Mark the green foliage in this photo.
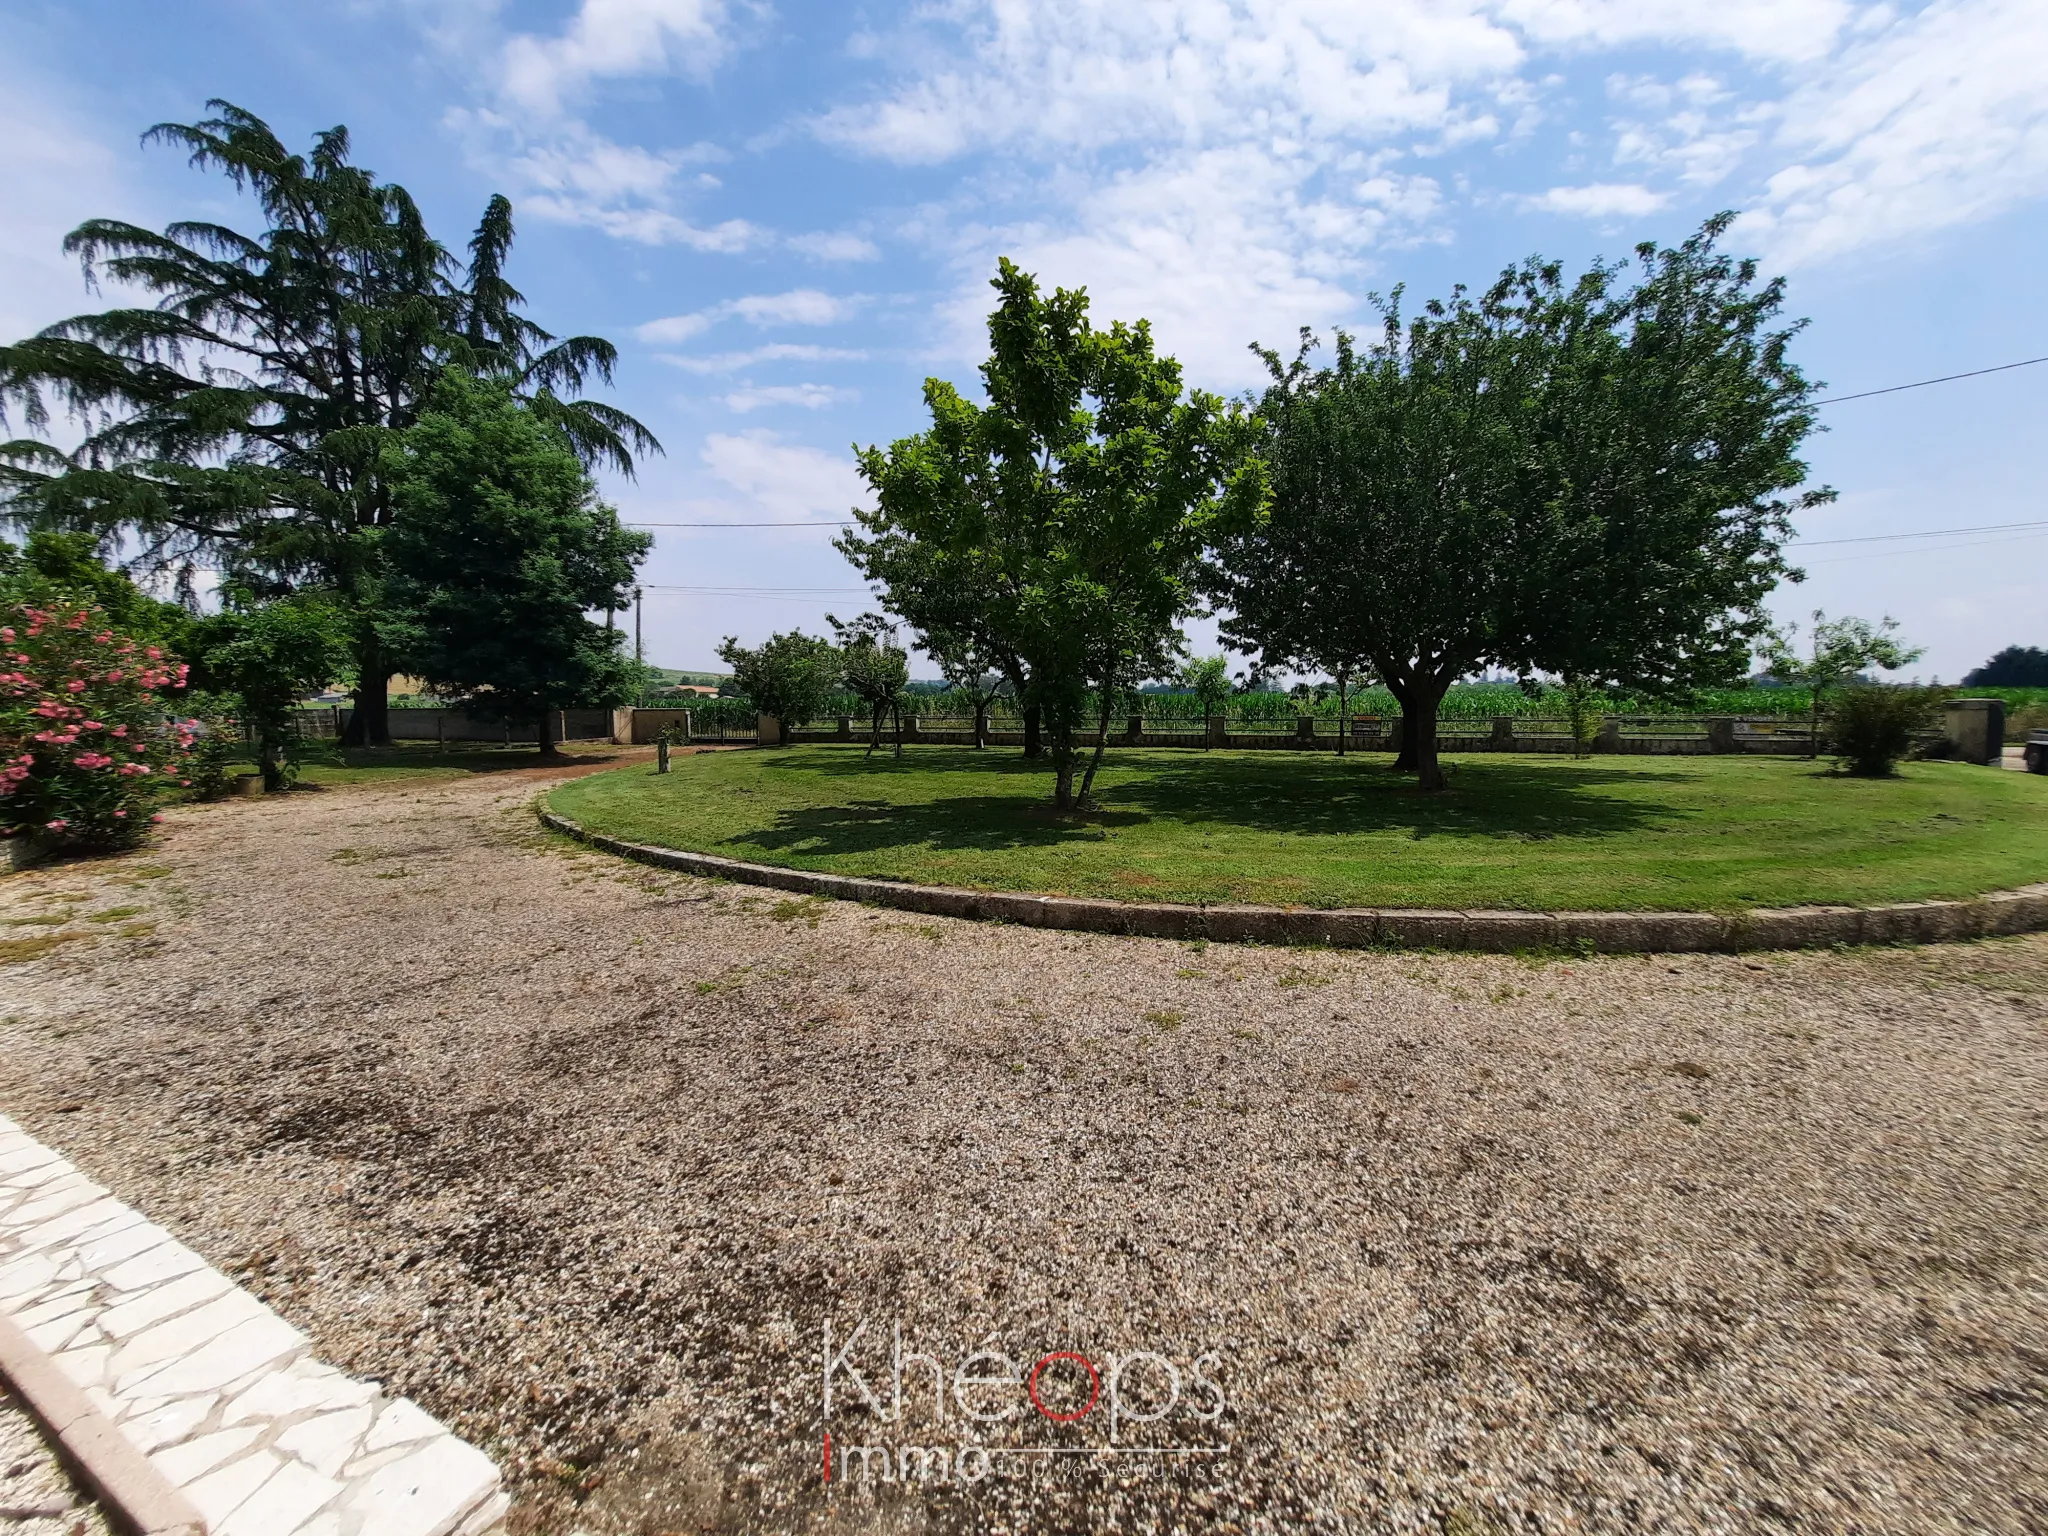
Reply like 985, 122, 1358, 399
1963, 646, 2048, 687
188, 592, 353, 789
842, 259, 1266, 808
381, 372, 649, 750
1760, 610, 1922, 755
0, 600, 194, 855
715, 630, 840, 738
1214, 215, 1823, 791
1177, 656, 1233, 716
1826, 685, 1947, 778
830, 613, 911, 755
0, 533, 195, 650
0, 101, 657, 744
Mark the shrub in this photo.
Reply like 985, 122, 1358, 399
0, 602, 194, 855
1825, 684, 1946, 778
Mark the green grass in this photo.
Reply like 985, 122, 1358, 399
545, 745, 2048, 913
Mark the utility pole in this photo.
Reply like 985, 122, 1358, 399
634, 586, 644, 665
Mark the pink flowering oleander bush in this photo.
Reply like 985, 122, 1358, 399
0, 602, 194, 855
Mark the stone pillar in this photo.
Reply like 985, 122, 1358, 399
837, 715, 853, 740
1127, 713, 1144, 742
657, 738, 671, 774
680, 710, 692, 746
610, 705, 635, 746
1943, 698, 2006, 765
1595, 717, 1622, 753
1205, 713, 1226, 749
904, 714, 922, 742
1295, 715, 1315, 744
757, 713, 781, 747
1489, 715, 1514, 750
1707, 716, 1736, 754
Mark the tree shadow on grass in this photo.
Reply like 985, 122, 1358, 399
724, 748, 1690, 859
1094, 754, 1693, 840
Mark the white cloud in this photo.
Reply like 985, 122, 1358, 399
1750, 0, 2048, 266
637, 289, 859, 343
0, 71, 137, 351
1523, 181, 1672, 217
501, 0, 731, 116
819, 2, 1516, 384
723, 383, 859, 412
789, 230, 882, 262
657, 344, 869, 374
1494, 0, 1852, 62
700, 430, 865, 521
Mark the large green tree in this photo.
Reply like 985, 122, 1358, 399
0, 101, 658, 747
1214, 217, 1823, 791
380, 371, 649, 755
715, 630, 841, 741
843, 260, 1265, 809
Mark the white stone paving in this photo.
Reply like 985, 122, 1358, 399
0, 1114, 507, 1536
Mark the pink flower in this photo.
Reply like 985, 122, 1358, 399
45, 819, 68, 830
94, 631, 112, 644
110, 725, 128, 738
107, 670, 124, 683
76, 752, 115, 769
113, 809, 127, 818
150, 813, 163, 823
0, 628, 11, 642
145, 646, 162, 660
66, 679, 86, 692
82, 719, 104, 731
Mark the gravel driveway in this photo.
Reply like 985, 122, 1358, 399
1, 768, 2044, 1535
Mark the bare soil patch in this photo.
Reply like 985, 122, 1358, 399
2, 773, 2045, 1534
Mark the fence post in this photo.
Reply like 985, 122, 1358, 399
1205, 713, 1226, 749
837, 715, 852, 741
680, 710, 692, 746
1127, 713, 1143, 742
1490, 715, 1514, 750
1295, 715, 1314, 744
1707, 716, 1736, 754
1595, 717, 1622, 753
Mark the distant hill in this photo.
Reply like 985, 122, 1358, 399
644, 666, 731, 687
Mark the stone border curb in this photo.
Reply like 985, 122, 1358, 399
539, 808, 2048, 953
0, 1116, 509, 1536
0, 1307, 203, 1534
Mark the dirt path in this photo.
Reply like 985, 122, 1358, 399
2, 772, 2044, 1535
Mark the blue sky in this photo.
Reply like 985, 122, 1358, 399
4, 0, 2045, 680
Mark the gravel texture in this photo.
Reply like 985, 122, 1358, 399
0, 1387, 108, 1536
0, 767, 2044, 1535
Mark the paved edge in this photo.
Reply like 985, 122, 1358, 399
0, 1308, 202, 1534
538, 808, 2048, 953
0, 1116, 510, 1536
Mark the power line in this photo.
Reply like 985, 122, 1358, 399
1811, 354, 2048, 406
1792, 517, 2048, 547
623, 520, 855, 528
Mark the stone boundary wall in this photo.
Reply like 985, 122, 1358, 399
0, 1116, 507, 1536
538, 809, 2048, 954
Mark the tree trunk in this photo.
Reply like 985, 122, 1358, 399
1023, 704, 1042, 760
1387, 675, 1417, 770
1809, 687, 1822, 759
1077, 687, 1116, 806
1408, 685, 1449, 792
866, 702, 882, 757
341, 650, 392, 748
892, 702, 904, 760
538, 708, 561, 758
973, 702, 988, 749
1336, 668, 1349, 757
257, 727, 286, 793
